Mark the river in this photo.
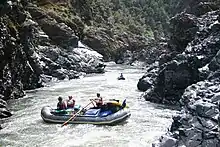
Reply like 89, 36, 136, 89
0, 62, 178, 147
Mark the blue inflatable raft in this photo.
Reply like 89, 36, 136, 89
41, 101, 131, 125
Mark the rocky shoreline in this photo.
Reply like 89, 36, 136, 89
0, 0, 106, 128
0, 0, 154, 129
137, 1, 220, 146
1, 0, 219, 146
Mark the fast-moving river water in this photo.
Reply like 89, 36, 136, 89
0, 62, 177, 147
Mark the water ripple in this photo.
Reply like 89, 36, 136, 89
0, 63, 178, 147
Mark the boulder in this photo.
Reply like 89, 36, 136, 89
82, 26, 116, 61
209, 49, 220, 71
0, 107, 12, 118
169, 13, 199, 52
186, 2, 220, 16
28, 6, 78, 49
153, 135, 177, 147
137, 62, 159, 92
0, 99, 12, 118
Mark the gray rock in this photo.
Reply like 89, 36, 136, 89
153, 135, 177, 147
199, 117, 217, 129
0, 98, 7, 107
211, 92, 220, 103
39, 45, 61, 61
28, 6, 78, 49
51, 69, 69, 80
137, 77, 152, 91
170, 13, 199, 51
203, 131, 218, 139
0, 107, 12, 118
209, 49, 220, 71
137, 62, 159, 92
39, 74, 53, 84
186, 139, 201, 147
201, 138, 220, 147
184, 128, 202, 140
193, 100, 216, 117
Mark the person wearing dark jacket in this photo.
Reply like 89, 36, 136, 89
57, 96, 67, 110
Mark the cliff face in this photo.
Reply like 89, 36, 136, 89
137, 0, 220, 146
0, 1, 38, 118
0, 0, 106, 122
138, 1, 220, 105
0, 0, 171, 127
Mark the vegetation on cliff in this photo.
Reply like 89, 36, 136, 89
32, 0, 187, 61
35, 0, 178, 38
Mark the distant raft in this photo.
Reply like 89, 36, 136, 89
41, 101, 131, 125
117, 77, 125, 80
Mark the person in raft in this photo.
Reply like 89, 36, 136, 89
67, 95, 75, 108
94, 93, 103, 108
57, 96, 67, 110
119, 73, 124, 78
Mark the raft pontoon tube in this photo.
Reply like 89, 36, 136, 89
117, 77, 125, 80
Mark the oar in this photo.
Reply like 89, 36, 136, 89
61, 101, 93, 127
90, 99, 96, 107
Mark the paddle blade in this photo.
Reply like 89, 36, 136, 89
61, 114, 76, 127
61, 122, 68, 127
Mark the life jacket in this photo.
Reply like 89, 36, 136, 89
96, 98, 103, 107
67, 99, 75, 108
57, 101, 67, 110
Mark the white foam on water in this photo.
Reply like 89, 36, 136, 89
0, 62, 177, 147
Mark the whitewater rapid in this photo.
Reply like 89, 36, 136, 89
0, 62, 177, 147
